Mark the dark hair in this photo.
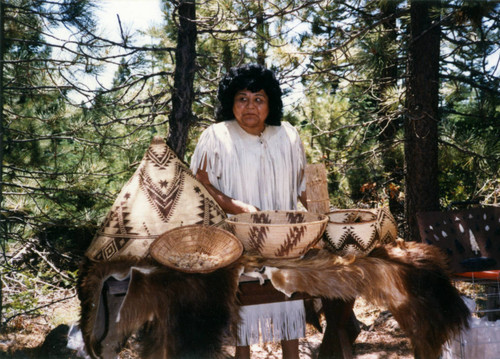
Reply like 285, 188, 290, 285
216, 64, 283, 126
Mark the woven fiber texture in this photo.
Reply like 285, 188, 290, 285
371, 207, 398, 245
85, 137, 227, 261
323, 208, 398, 255
225, 210, 328, 259
150, 225, 243, 273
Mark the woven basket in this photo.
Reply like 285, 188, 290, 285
323, 209, 380, 255
85, 137, 226, 262
371, 207, 398, 244
149, 225, 243, 273
224, 210, 328, 259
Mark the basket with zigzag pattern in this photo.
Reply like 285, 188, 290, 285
323, 209, 381, 255
224, 210, 328, 259
85, 137, 227, 262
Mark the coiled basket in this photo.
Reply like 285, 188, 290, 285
225, 210, 328, 259
150, 225, 243, 273
323, 208, 397, 255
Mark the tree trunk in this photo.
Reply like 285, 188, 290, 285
166, 0, 197, 158
256, 2, 266, 66
0, 0, 5, 324
377, 2, 401, 218
404, 0, 441, 241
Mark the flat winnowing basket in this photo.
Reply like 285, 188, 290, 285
150, 225, 243, 273
225, 210, 328, 259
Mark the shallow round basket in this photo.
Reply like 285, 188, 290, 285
323, 209, 379, 255
149, 225, 243, 273
224, 210, 328, 259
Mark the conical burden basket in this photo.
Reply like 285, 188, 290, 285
85, 137, 227, 261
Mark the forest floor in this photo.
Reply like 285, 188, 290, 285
224, 297, 413, 359
0, 294, 413, 359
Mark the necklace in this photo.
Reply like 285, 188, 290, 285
258, 126, 266, 144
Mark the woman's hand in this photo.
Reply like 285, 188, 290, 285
195, 167, 260, 215
232, 200, 260, 213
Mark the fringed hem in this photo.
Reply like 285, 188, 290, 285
237, 300, 306, 346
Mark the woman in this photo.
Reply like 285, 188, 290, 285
190, 64, 307, 359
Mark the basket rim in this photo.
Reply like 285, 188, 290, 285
326, 209, 378, 225
154, 223, 240, 236
225, 210, 328, 227
149, 224, 243, 273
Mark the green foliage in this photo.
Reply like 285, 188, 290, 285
1, 0, 499, 325
4, 289, 41, 318
1, 0, 165, 324
437, 0, 500, 206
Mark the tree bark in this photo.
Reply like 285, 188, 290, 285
404, 0, 441, 241
256, 1, 266, 66
377, 2, 401, 218
166, 0, 197, 158
0, 0, 5, 324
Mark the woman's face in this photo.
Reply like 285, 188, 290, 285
232, 89, 269, 135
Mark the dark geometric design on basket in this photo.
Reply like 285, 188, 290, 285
248, 225, 269, 253
224, 222, 236, 234
147, 137, 177, 168
324, 224, 378, 253
93, 204, 138, 261
377, 208, 398, 244
195, 189, 226, 225
275, 225, 307, 257
139, 162, 186, 223
176, 163, 225, 224
379, 229, 395, 244
98, 237, 130, 261
141, 222, 153, 236
286, 212, 305, 224
250, 213, 272, 224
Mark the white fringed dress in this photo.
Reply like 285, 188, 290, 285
190, 120, 307, 345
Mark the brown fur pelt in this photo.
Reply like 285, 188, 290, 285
241, 240, 470, 359
77, 256, 240, 359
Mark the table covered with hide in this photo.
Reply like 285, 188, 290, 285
77, 137, 470, 359
78, 239, 470, 359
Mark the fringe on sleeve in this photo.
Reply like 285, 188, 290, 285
281, 122, 307, 199
296, 137, 307, 196
189, 125, 222, 184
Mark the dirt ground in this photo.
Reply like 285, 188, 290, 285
221, 297, 412, 359
244, 297, 412, 359
0, 294, 413, 359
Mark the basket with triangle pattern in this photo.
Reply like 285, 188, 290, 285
85, 137, 227, 261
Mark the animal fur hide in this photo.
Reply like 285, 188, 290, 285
78, 240, 469, 359
77, 257, 240, 359
240, 240, 470, 359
